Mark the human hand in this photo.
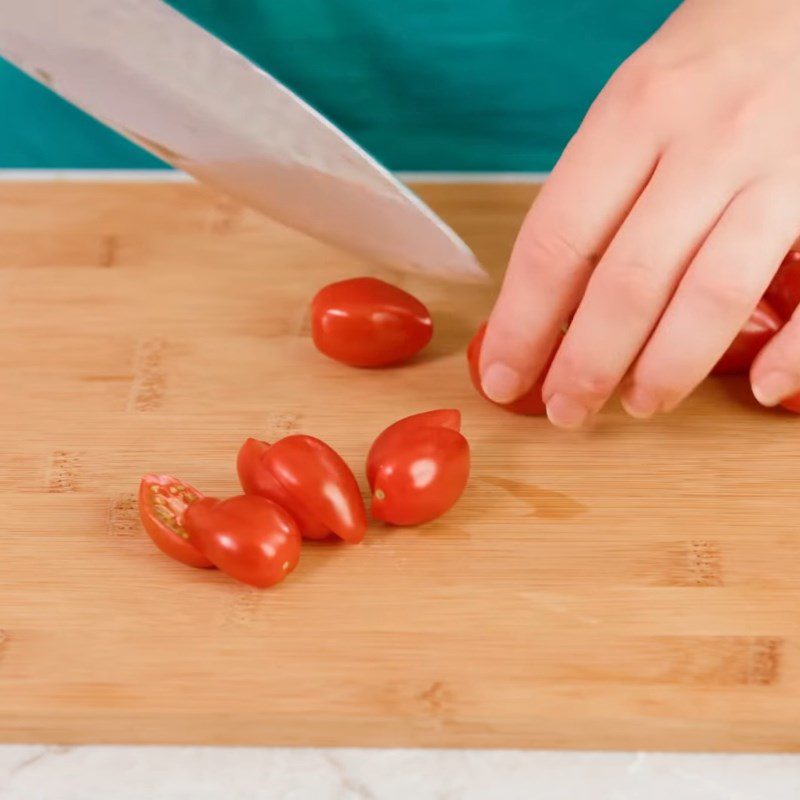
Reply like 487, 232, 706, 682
480, 0, 800, 427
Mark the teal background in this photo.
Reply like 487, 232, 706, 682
0, 1, 677, 170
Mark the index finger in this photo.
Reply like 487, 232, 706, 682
479, 72, 661, 407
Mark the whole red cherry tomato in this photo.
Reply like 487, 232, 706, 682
366, 408, 461, 487
237, 438, 329, 540
239, 434, 366, 543
368, 411, 470, 526
712, 299, 782, 375
765, 251, 800, 320
467, 322, 560, 415
185, 495, 301, 588
311, 277, 433, 367
138, 474, 213, 568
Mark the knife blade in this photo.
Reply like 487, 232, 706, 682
0, 0, 486, 282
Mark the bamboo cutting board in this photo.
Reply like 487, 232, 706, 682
1, 179, 799, 752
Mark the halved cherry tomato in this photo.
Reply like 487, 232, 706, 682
239, 434, 366, 543
185, 495, 301, 588
311, 277, 433, 367
467, 322, 560, 415
765, 250, 800, 320
237, 438, 329, 540
712, 299, 782, 375
368, 411, 470, 526
138, 474, 213, 568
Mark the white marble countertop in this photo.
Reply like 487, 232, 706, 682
1, 746, 798, 799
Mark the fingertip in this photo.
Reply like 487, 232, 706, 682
481, 362, 524, 404
751, 371, 795, 408
545, 393, 589, 429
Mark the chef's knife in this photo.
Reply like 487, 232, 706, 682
0, 0, 486, 282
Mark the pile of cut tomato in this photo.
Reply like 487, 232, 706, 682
140, 253, 800, 587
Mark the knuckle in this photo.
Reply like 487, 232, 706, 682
630, 362, 682, 403
596, 259, 663, 316
551, 351, 617, 401
608, 55, 672, 116
519, 227, 597, 289
523, 227, 596, 270
690, 274, 754, 315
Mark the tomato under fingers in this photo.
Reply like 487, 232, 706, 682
765, 250, 800, 320
712, 299, 782, 375
467, 322, 560, 415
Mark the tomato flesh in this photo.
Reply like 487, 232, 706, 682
311, 277, 433, 367
138, 474, 213, 568
237, 437, 330, 540
712, 299, 782, 375
242, 434, 366, 543
368, 411, 470, 526
765, 250, 800, 320
185, 495, 301, 588
467, 322, 559, 415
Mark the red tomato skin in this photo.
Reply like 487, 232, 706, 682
138, 474, 213, 569
780, 394, 800, 414
184, 495, 301, 588
311, 277, 433, 367
712, 300, 782, 375
765, 251, 800, 320
366, 409, 461, 487
467, 323, 558, 415
237, 438, 330, 540
369, 426, 470, 526
261, 435, 367, 543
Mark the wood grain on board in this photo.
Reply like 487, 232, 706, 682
0, 180, 798, 751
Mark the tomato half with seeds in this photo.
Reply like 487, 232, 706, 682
467, 322, 560, 415
712, 299, 782, 375
368, 411, 470, 526
237, 438, 330, 540
311, 277, 433, 367
184, 495, 301, 588
240, 434, 366, 543
765, 250, 800, 320
138, 474, 213, 568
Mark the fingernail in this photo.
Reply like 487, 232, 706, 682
621, 385, 661, 419
545, 394, 589, 429
752, 371, 796, 407
482, 363, 524, 404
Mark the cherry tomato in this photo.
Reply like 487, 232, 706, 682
240, 434, 366, 543
712, 299, 782, 375
311, 277, 433, 367
366, 408, 461, 487
237, 438, 329, 540
467, 322, 560, 415
184, 495, 301, 588
765, 250, 800, 320
368, 411, 470, 526
138, 474, 213, 568
780, 394, 800, 414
